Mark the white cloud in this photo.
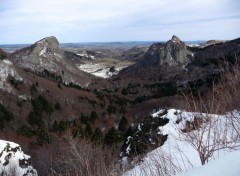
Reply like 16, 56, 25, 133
0, 0, 239, 43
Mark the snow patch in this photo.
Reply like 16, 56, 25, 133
124, 109, 240, 176
39, 46, 47, 56
2, 60, 12, 65
0, 139, 38, 175
78, 63, 122, 78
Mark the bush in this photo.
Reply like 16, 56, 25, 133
28, 110, 43, 127
80, 114, 90, 124
32, 95, 53, 115
90, 111, 98, 122
0, 103, 13, 130
0, 104, 13, 122
53, 136, 118, 176
7, 75, 23, 89
36, 127, 51, 145
54, 102, 61, 111
107, 105, 117, 115
17, 125, 34, 137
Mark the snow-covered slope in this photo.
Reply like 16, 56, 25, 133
179, 150, 240, 176
124, 109, 240, 176
0, 139, 37, 175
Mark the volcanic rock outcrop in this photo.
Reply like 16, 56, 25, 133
120, 35, 192, 80
8, 36, 95, 85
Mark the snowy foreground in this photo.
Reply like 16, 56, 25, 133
124, 109, 240, 176
0, 140, 37, 176
180, 150, 240, 176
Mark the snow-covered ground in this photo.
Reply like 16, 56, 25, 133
124, 109, 240, 176
179, 149, 240, 176
78, 63, 127, 78
0, 139, 37, 175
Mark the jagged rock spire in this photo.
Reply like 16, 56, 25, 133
171, 35, 181, 43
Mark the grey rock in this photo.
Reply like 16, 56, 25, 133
8, 36, 95, 86
145, 35, 188, 66
120, 35, 190, 79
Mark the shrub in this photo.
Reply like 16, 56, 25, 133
54, 102, 61, 111
0, 104, 13, 122
28, 110, 43, 127
107, 105, 117, 115
32, 95, 53, 115
36, 127, 51, 145
90, 111, 98, 122
53, 136, 118, 176
17, 125, 34, 137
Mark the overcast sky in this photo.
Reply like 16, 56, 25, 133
0, 0, 240, 44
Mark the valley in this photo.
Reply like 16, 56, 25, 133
0, 35, 240, 175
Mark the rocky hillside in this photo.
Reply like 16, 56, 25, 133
8, 36, 95, 86
0, 35, 239, 175
119, 36, 240, 86
120, 35, 192, 79
0, 139, 37, 175
120, 46, 149, 61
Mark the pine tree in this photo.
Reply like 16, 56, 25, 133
118, 116, 128, 131
104, 127, 122, 145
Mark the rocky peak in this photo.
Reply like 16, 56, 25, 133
30, 36, 62, 60
120, 35, 191, 78
8, 36, 95, 86
171, 35, 181, 43
9, 36, 64, 68
34, 36, 62, 56
145, 35, 188, 66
